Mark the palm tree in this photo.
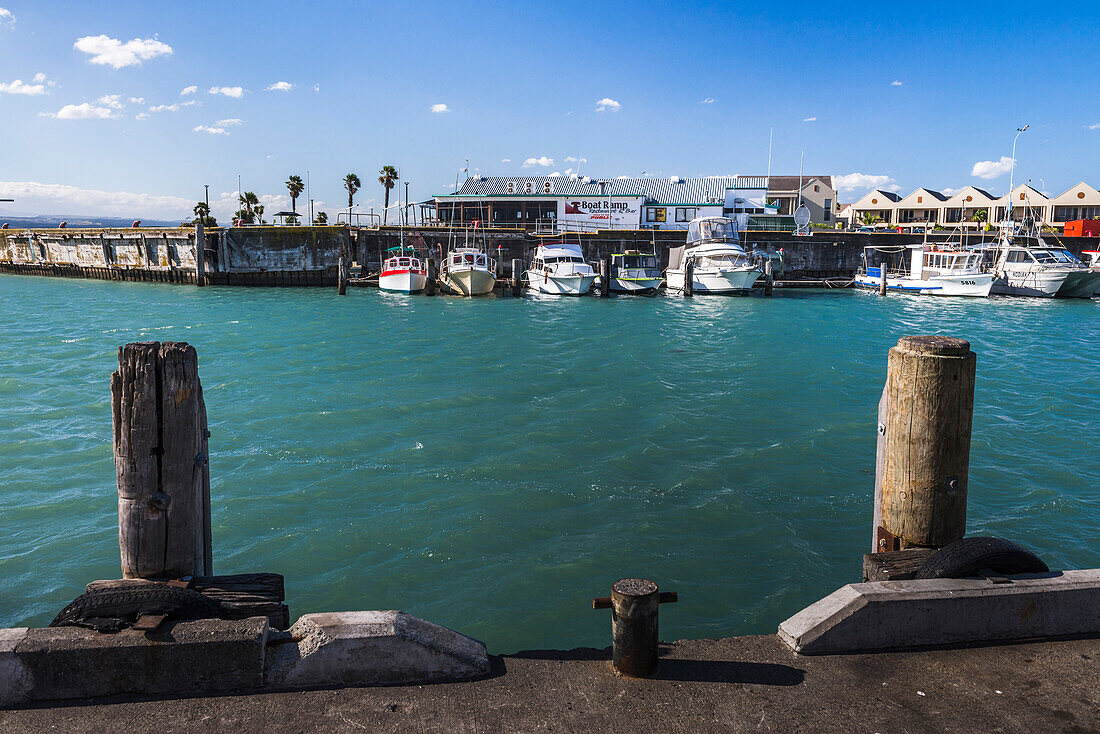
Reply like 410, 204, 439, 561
193, 201, 215, 227
378, 165, 399, 225
315, 211, 328, 225
971, 209, 988, 227
255, 204, 265, 224
238, 191, 260, 224
344, 173, 361, 216
859, 211, 880, 227
286, 175, 304, 216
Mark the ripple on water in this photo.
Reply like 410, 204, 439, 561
0, 274, 1097, 652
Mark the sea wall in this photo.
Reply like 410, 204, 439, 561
2, 225, 1096, 285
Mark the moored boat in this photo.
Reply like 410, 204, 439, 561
524, 242, 598, 295
665, 216, 762, 294
378, 245, 428, 293
608, 250, 663, 294
856, 244, 993, 297
985, 237, 1098, 297
441, 247, 496, 296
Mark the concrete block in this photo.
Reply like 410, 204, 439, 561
11, 617, 268, 702
779, 569, 1100, 654
265, 611, 490, 689
0, 628, 30, 708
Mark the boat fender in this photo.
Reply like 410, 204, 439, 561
545, 267, 550, 284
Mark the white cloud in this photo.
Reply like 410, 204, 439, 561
0, 79, 47, 96
564, 156, 588, 163
96, 94, 124, 109
522, 156, 554, 168
430, 103, 449, 113
595, 97, 621, 112
1088, 123, 1100, 130
215, 118, 243, 126
940, 187, 963, 196
0, 180, 193, 218
41, 102, 120, 120
835, 173, 896, 192
135, 112, 150, 120
891, 80, 903, 87
208, 85, 244, 98
193, 124, 229, 135
0, 7, 13, 27
971, 156, 1014, 179
180, 85, 197, 96
312, 83, 319, 93
33, 72, 46, 83
129, 96, 144, 104
501, 158, 511, 163
803, 116, 817, 122
701, 96, 715, 104
73, 35, 172, 69
266, 81, 293, 92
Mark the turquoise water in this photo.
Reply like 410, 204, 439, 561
1, 274, 1097, 653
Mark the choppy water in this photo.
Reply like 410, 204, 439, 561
1, 274, 1097, 653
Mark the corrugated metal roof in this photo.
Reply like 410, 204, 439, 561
450, 176, 759, 204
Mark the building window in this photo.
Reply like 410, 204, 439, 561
646, 208, 666, 223
674, 207, 695, 222
813, 185, 820, 192
917, 196, 923, 204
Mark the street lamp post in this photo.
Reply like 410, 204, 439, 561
405, 181, 410, 226
1007, 124, 1029, 224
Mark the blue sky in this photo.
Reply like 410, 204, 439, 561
1, 1, 1097, 220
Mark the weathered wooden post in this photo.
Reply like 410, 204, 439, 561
876, 336, 975, 551
683, 259, 694, 298
112, 342, 212, 578
337, 239, 349, 295
511, 258, 523, 297
599, 257, 610, 298
879, 259, 887, 295
593, 579, 678, 677
195, 221, 205, 287
426, 257, 437, 296
764, 259, 774, 296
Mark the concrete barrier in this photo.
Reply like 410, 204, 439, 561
264, 611, 490, 689
779, 569, 1100, 654
0, 628, 30, 707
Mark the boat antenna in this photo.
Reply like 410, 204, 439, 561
797, 149, 804, 208
766, 127, 773, 191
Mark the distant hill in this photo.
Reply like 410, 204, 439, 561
0, 214, 184, 229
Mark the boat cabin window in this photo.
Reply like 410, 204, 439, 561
1007, 250, 1031, 263
463, 253, 475, 264
687, 218, 738, 244
398, 257, 411, 267
697, 254, 743, 269
1031, 250, 1059, 264
618, 254, 657, 268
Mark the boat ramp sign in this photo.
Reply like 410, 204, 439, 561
560, 197, 643, 229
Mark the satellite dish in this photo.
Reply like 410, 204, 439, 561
794, 205, 811, 235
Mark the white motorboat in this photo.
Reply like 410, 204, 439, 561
378, 246, 428, 293
608, 250, 663, 294
1084, 249, 1100, 295
441, 247, 496, 296
856, 244, 993, 297
665, 216, 762, 294
524, 242, 598, 295
985, 234, 1099, 297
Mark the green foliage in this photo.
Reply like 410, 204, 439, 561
192, 201, 217, 227
236, 192, 261, 224
971, 209, 988, 223
286, 174, 305, 214
344, 173, 361, 210
859, 211, 880, 226
378, 165, 399, 224
315, 211, 328, 225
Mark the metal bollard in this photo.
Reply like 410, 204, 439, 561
592, 578, 678, 677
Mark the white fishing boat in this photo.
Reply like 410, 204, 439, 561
524, 242, 598, 295
1084, 249, 1100, 296
855, 244, 993, 297
378, 245, 428, 293
441, 247, 496, 296
608, 250, 663, 294
665, 216, 762, 294
985, 230, 1099, 297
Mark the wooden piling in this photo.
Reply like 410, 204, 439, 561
879, 260, 887, 296
112, 342, 212, 578
337, 240, 349, 296
683, 259, 694, 297
511, 258, 523, 297
877, 336, 975, 550
195, 222, 205, 287
764, 259, 774, 296
599, 258, 610, 298
426, 257, 437, 296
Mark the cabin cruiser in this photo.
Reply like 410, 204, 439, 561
524, 242, 598, 295
1085, 250, 1100, 295
608, 250, 664, 294
985, 240, 1100, 298
856, 245, 993, 297
378, 245, 428, 293
665, 216, 762, 294
441, 247, 496, 296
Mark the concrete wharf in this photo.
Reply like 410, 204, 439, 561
4, 635, 1096, 733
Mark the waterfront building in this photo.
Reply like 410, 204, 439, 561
432, 175, 837, 231
845, 181, 1100, 231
